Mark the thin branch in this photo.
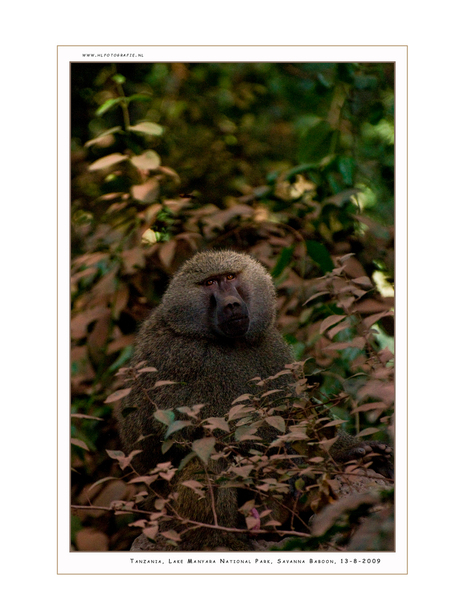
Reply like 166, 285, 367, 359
204, 466, 219, 526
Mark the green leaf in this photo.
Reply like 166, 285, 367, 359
127, 94, 153, 103
298, 120, 334, 164
112, 73, 126, 85
337, 156, 356, 186
153, 409, 175, 426
306, 240, 334, 273
95, 97, 123, 116
108, 345, 133, 373
271, 246, 294, 278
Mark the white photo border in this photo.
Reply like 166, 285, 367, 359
58, 45, 407, 575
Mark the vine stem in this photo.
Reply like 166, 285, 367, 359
112, 63, 131, 131
204, 466, 219, 526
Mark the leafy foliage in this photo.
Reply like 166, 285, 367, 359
70, 62, 394, 551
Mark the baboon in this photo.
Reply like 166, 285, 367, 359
116, 249, 392, 551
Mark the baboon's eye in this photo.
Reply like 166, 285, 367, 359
205, 279, 216, 286
226, 273, 236, 280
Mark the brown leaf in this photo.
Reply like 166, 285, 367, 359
354, 298, 389, 314
112, 283, 129, 319
165, 420, 192, 438
324, 337, 365, 351
265, 416, 286, 432
71, 413, 103, 421
192, 437, 216, 464
235, 425, 260, 442
87, 312, 111, 352
104, 388, 132, 404
182, 480, 205, 497
357, 427, 380, 437
232, 394, 253, 404
159, 468, 177, 481
131, 179, 160, 204
71, 306, 110, 340
352, 276, 373, 289
143, 525, 159, 541
357, 381, 394, 404
121, 247, 145, 275
159, 240, 177, 269
327, 321, 349, 339
308, 456, 325, 464
304, 291, 330, 305
351, 402, 387, 414
158, 166, 181, 182
161, 530, 181, 542
320, 314, 346, 335
71, 438, 89, 451
106, 449, 142, 470
363, 311, 393, 329
153, 380, 179, 388
231, 465, 254, 479
204, 417, 230, 433
228, 404, 253, 421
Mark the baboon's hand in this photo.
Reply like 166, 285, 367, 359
340, 441, 394, 480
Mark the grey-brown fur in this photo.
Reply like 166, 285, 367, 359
116, 250, 294, 550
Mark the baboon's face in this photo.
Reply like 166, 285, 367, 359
202, 272, 250, 338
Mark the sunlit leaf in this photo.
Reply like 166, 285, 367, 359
130, 150, 161, 170
129, 122, 164, 136
112, 74, 126, 85
89, 153, 128, 171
